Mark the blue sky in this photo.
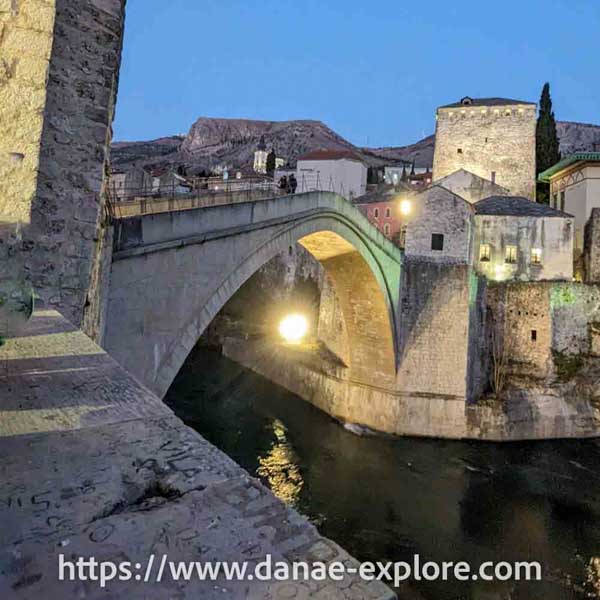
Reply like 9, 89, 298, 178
114, 0, 600, 147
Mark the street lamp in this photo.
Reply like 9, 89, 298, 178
399, 199, 412, 216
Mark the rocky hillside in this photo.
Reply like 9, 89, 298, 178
556, 121, 600, 155
110, 118, 410, 174
360, 134, 436, 169
179, 117, 359, 173
110, 118, 600, 175
111, 135, 184, 169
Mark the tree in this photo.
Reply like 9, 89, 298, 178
536, 82, 561, 204
488, 306, 511, 399
266, 149, 276, 176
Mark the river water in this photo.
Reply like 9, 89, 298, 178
165, 348, 600, 600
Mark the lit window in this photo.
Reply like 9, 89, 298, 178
384, 223, 390, 235
374, 208, 379, 218
385, 207, 391, 218
479, 244, 491, 262
505, 245, 517, 264
431, 233, 444, 251
531, 248, 542, 264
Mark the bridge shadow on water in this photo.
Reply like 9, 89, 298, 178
165, 346, 600, 600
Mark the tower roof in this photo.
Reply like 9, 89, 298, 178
439, 97, 535, 109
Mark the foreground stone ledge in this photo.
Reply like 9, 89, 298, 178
0, 311, 394, 599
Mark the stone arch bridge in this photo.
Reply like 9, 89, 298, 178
105, 191, 402, 399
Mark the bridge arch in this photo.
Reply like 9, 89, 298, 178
104, 192, 402, 398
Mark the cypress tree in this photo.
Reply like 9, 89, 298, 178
536, 83, 561, 203
266, 149, 276, 176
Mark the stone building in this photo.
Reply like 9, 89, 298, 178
539, 152, 600, 251
403, 186, 474, 263
404, 188, 574, 282
474, 196, 574, 282
432, 97, 537, 200
434, 169, 510, 204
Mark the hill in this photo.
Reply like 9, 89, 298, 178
110, 118, 600, 175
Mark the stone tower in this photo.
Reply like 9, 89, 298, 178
432, 97, 537, 200
0, 1, 126, 338
253, 135, 268, 174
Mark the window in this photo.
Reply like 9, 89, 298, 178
479, 244, 491, 262
385, 207, 391, 218
552, 193, 558, 208
457, 148, 463, 154
384, 223, 390, 236
531, 329, 537, 342
491, 171, 496, 184
505, 245, 517, 264
374, 208, 379, 218
531, 248, 542, 264
431, 233, 444, 251
560, 191, 565, 212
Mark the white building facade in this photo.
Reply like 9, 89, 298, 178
540, 153, 600, 251
296, 150, 367, 200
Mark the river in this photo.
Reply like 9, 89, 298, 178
165, 348, 600, 599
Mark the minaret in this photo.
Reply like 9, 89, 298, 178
253, 135, 269, 174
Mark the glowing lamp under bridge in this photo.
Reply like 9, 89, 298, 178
279, 314, 309, 344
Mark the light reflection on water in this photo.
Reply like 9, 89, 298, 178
257, 419, 304, 505
165, 348, 600, 600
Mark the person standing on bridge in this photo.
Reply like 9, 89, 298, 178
289, 174, 297, 194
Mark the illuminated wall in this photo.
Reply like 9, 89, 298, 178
0, 0, 56, 225
432, 101, 537, 200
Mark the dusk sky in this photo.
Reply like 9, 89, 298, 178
114, 0, 600, 147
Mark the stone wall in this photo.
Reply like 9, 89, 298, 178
1, 0, 126, 331
584, 208, 600, 283
432, 104, 536, 200
403, 185, 474, 263
0, 0, 56, 227
487, 283, 553, 379
397, 260, 478, 399
487, 281, 600, 380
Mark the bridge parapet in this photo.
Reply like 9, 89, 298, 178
113, 191, 401, 259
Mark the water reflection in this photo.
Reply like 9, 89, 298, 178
257, 419, 304, 505
165, 348, 600, 600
